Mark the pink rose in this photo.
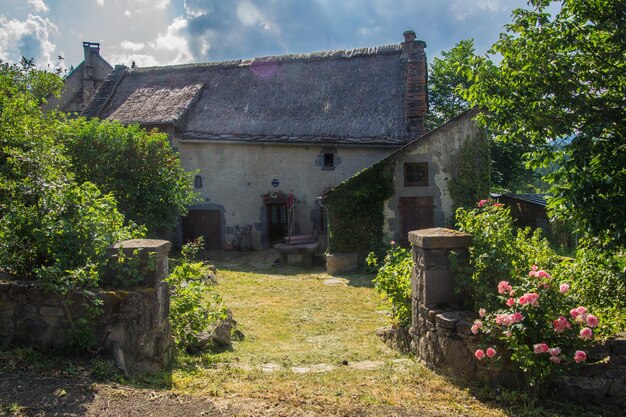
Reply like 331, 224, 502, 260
512, 312, 524, 323
553, 316, 571, 333
533, 343, 549, 354
498, 281, 513, 295
570, 308, 580, 318
549, 347, 561, 357
505, 330, 512, 337
586, 314, 599, 328
518, 293, 539, 307
471, 320, 483, 335
549, 356, 561, 364
574, 350, 587, 363
493, 203, 503, 208
537, 270, 551, 279
475, 349, 485, 360
479, 308, 486, 318
506, 298, 515, 307
559, 283, 570, 294
477, 199, 488, 208
579, 327, 593, 340
576, 306, 587, 316
528, 265, 539, 277
486, 347, 497, 358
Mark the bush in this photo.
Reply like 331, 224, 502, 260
459, 199, 626, 388
456, 199, 626, 337
60, 118, 198, 235
367, 241, 413, 327
165, 238, 227, 349
472, 265, 599, 389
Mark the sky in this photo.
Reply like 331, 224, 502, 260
0, 0, 532, 71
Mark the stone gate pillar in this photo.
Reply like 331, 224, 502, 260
409, 228, 471, 311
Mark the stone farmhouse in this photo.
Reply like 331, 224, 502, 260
50, 31, 482, 250
43, 42, 113, 114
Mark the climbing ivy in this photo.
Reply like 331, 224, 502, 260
447, 131, 491, 211
324, 159, 395, 256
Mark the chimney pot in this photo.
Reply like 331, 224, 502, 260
403, 30, 416, 42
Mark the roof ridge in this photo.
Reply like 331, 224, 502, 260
130, 43, 402, 73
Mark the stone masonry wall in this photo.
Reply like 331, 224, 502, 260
378, 228, 626, 406
0, 239, 174, 375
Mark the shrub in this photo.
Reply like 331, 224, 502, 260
472, 265, 597, 389
456, 199, 626, 337
60, 118, 198, 235
368, 241, 413, 327
165, 238, 227, 349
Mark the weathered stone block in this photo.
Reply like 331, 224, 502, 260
611, 333, 626, 355
19, 318, 48, 341
423, 270, 464, 309
40, 305, 65, 318
435, 312, 459, 330
104, 239, 171, 289
408, 228, 471, 249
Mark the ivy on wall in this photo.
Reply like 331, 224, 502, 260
448, 130, 491, 211
323, 159, 396, 256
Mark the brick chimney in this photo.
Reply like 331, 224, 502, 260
402, 31, 428, 138
82, 42, 100, 107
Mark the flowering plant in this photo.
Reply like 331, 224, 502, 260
472, 264, 597, 388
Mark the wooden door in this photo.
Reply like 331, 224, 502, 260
267, 203, 287, 244
398, 197, 434, 246
182, 209, 222, 249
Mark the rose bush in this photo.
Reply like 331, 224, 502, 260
472, 263, 597, 388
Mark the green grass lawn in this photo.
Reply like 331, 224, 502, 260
166, 250, 613, 416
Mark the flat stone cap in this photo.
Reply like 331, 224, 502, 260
111, 239, 171, 251
409, 228, 471, 249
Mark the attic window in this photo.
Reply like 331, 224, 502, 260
323, 153, 334, 169
404, 162, 428, 186
194, 175, 203, 189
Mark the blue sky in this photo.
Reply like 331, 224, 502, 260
0, 0, 530, 70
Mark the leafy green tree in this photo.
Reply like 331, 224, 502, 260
60, 118, 198, 235
427, 40, 536, 193
0, 60, 140, 285
460, 0, 625, 249
427, 39, 475, 130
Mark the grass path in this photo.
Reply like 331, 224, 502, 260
171, 250, 511, 416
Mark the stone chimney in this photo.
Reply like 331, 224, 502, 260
402, 31, 428, 138
82, 42, 100, 107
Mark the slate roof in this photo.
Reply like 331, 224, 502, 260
503, 193, 548, 207
83, 44, 414, 146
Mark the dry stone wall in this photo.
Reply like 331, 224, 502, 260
0, 239, 174, 375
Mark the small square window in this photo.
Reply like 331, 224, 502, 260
323, 153, 334, 168
404, 162, 428, 186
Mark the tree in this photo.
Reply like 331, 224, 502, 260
60, 118, 198, 235
460, 0, 625, 249
0, 60, 139, 283
427, 40, 536, 193
426, 39, 475, 130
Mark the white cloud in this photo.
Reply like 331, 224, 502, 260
155, 0, 170, 9
0, 13, 58, 66
124, 10, 132, 18
450, 0, 503, 20
236, 0, 278, 33
27, 0, 49, 13
120, 40, 145, 51
148, 17, 193, 64
96, 0, 105, 7
184, 0, 209, 18
107, 52, 160, 68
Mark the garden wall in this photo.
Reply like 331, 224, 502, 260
0, 239, 173, 375
378, 228, 626, 405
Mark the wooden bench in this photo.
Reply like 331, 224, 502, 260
274, 241, 320, 267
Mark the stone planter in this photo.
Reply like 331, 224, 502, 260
326, 252, 358, 274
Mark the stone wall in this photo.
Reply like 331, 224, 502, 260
0, 239, 174, 375
379, 228, 626, 406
